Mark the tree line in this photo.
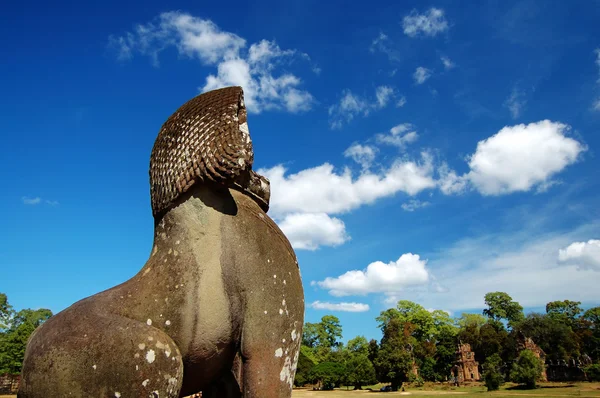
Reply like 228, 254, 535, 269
296, 292, 600, 391
1, 291, 600, 391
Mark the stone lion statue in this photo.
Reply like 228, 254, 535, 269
19, 86, 305, 398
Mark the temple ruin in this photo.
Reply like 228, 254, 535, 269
452, 342, 480, 383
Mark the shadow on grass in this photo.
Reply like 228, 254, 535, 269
505, 384, 576, 390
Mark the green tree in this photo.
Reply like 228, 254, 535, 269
483, 353, 504, 391
546, 300, 582, 327
483, 292, 524, 327
375, 317, 413, 391
294, 345, 318, 386
347, 336, 369, 356
308, 361, 345, 390
510, 349, 544, 389
0, 293, 14, 331
320, 315, 343, 349
582, 307, 600, 361
345, 354, 377, 390
515, 313, 579, 362
0, 293, 52, 374
456, 313, 487, 331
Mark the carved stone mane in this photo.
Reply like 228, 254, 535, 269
150, 86, 270, 216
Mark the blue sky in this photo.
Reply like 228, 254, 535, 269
2, 0, 600, 343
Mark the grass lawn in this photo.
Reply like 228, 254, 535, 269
292, 382, 600, 397
2, 382, 599, 397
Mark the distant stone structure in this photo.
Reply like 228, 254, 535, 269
546, 355, 592, 382
516, 331, 547, 381
0, 374, 20, 395
452, 342, 480, 383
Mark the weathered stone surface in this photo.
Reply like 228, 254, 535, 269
18, 87, 304, 398
452, 342, 480, 383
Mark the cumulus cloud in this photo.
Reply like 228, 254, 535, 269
314, 253, 430, 297
259, 152, 436, 217
438, 120, 586, 196
278, 213, 349, 251
376, 123, 419, 149
466, 120, 585, 195
329, 86, 397, 129
109, 12, 313, 114
594, 98, 600, 112
558, 240, 600, 271
403, 8, 449, 38
504, 87, 526, 119
396, 96, 407, 107
401, 199, 430, 212
413, 67, 432, 84
309, 301, 370, 312
441, 56, 454, 69
344, 143, 378, 170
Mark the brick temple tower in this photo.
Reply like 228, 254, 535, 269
452, 342, 480, 382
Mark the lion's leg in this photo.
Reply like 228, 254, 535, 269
238, 303, 302, 398
18, 311, 184, 398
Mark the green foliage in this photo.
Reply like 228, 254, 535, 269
308, 361, 345, 390
584, 363, 600, 382
483, 353, 504, 391
546, 300, 582, 327
456, 313, 487, 331
346, 336, 369, 356
418, 356, 437, 382
0, 293, 14, 331
0, 293, 52, 374
510, 349, 544, 389
294, 346, 318, 386
515, 313, 579, 362
344, 354, 377, 389
483, 292, 524, 327
374, 317, 414, 390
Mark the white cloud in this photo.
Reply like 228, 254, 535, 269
558, 240, 600, 271
403, 8, 449, 38
344, 143, 378, 169
396, 96, 407, 107
376, 123, 419, 149
21, 196, 59, 206
309, 301, 370, 312
22, 197, 41, 205
593, 98, 600, 112
278, 213, 349, 251
504, 87, 526, 119
370, 32, 399, 61
441, 56, 454, 69
437, 163, 469, 195
314, 253, 430, 297
376, 86, 395, 108
466, 120, 585, 195
401, 199, 430, 212
259, 152, 436, 217
413, 67, 432, 85
329, 86, 397, 129
109, 12, 313, 114
412, 219, 600, 311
